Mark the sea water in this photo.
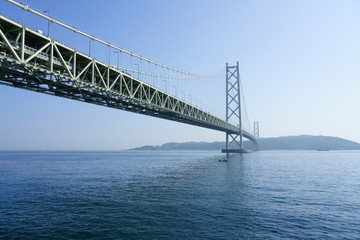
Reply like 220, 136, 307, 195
1, 150, 359, 239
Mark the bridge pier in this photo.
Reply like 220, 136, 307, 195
221, 148, 248, 153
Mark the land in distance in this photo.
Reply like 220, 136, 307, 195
130, 135, 360, 151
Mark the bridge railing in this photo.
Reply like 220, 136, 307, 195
0, 14, 248, 136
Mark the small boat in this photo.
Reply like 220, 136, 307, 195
218, 159, 228, 162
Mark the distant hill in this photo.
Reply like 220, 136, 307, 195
130, 135, 360, 151
257, 135, 360, 150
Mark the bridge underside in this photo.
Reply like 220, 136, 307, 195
0, 14, 259, 149
0, 61, 227, 132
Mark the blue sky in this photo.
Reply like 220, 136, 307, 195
1, 0, 360, 150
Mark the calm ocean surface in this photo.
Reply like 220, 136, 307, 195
1, 150, 359, 239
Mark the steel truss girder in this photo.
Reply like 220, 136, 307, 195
0, 14, 258, 137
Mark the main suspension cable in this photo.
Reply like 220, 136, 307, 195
5, 0, 217, 79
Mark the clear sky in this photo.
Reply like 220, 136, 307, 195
1, 0, 360, 150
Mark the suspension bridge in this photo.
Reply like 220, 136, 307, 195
0, 0, 259, 152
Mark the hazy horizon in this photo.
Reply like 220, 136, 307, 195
0, 134, 358, 151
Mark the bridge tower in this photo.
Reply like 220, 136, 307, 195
253, 121, 262, 150
254, 121, 260, 139
222, 62, 245, 153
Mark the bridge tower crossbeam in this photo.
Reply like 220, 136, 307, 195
222, 62, 247, 153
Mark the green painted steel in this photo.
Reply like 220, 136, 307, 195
0, 14, 259, 147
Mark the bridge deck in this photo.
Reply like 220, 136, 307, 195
0, 14, 258, 147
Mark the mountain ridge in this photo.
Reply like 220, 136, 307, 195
130, 135, 360, 151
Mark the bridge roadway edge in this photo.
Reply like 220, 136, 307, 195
0, 13, 259, 149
